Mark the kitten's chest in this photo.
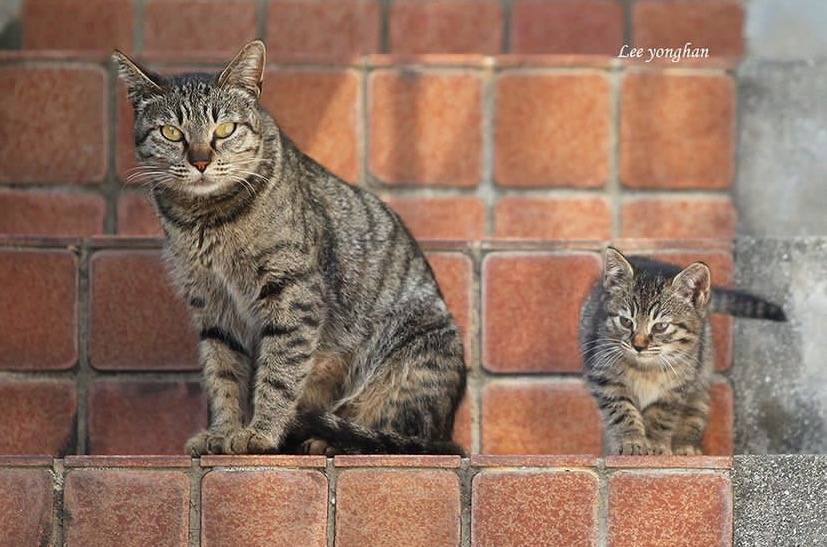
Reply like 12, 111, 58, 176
627, 368, 676, 409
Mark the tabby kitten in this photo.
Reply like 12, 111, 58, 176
113, 41, 466, 455
581, 247, 785, 455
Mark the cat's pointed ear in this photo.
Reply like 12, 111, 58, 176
672, 262, 711, 309
218, 40, 266, 98
111, 50, 163, 107
603, 247, 633, 290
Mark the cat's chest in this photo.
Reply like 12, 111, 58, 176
626, 369, 676, 409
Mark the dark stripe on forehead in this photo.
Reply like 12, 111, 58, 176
177, 104, 185, 125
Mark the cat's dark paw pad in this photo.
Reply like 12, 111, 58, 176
672, 444, 703, 456
224, 427, 277, 454
299, 437, 329, 455
618, 439, 651, 455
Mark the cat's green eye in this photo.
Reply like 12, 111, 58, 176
651, 322, 669, 333
619, 317, 634, 329
161, 125, 183, 142
214, 122, 236, 139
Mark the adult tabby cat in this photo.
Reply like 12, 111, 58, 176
113, 41, 466, 455
581, 247, 785, 455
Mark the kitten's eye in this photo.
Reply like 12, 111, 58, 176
651, 322, 669, 333
214, 122, 236, 139
161, 125, 183, 142
619, 317, 633, 329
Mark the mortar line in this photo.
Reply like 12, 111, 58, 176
256, 0, 268, 42
50, 459, 66, 547
104, 58, 121, 235
470, 244, 484, 454
500, 0, 511, 53
607, 65, 622, 239
459, 457, 476, 546
379, 0, 391, 53
133, 0, 145, 53
596, 459, 609, 546
325, 457, 337, 547
75, 243, 92, 455
188, 459, 204, 547
480, 61, 496, 236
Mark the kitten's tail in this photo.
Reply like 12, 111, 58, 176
711, 288, 787, 321
293, 410, 465, 455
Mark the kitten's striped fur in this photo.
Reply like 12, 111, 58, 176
581, 247, 785, 455
114, 41, 466, 455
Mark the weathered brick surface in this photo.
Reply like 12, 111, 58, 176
634, 0, 744, 57
64, 469, 190, 547
481, 381, 602, 455
427, 252, 473, 356
494, 196, 611, 240
473, 470, 598, 546
117, 193, 163, 236
0, 191, 105, 237
511, 0, 624, 54
89, 250, 199, 370
704, 381, 734, 456
0, 379, 77, 455
22, 0, 134, 52
336, 469, 460, 546
0, 65, 106, 184
0, 468, 54, 546
483, 252, 601, 372
87, 380, 206, 455
369, 70, 482, 187
621, 197, 736, 239
386, 196, 485, 240
609, 471, 732, 546
143, 0, 257, 56
389, 1, 503, 54
621, 72, 735, 189
0, 249, 77, 370
495, 72, 610, 188
267, 0, 380, 60
202, 469, 328, 546
262, 69, 360, 182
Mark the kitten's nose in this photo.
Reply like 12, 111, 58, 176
632, 334, 649, 352
187, 145, 213, 172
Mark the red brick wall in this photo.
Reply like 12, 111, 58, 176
1, 1, 742, 457
0, 238, 734, 456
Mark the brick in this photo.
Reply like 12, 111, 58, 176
703, 381, 733, 456
511, 0, 623, 54
495, 73, 610, 187
482, 252, 600, 372
609, 471, 732, 546
87, 380, 207, 455
262, 69, 360, 182
0, 249, 77, 370
89, 250, 199, 370
0, 379, 77, 455
202, 469, 328, 546
22, 0, 133, 51
494, 196, 611, 240
0, 66, 106, 183
452, 387, 473, 453
634, 0, 744, 57
389, 1, 503, 54
64, 469, 190, 546
0, 190, 105, 237
0, 469, 54, 546
335, 455, 460, 468
267, 0, 380, 61
472, 455, 598, 468
473, 470, 598, 546
65, 455, 192, 468
606, 455, 731, 469
621, 197, 736, 239
386, 196, 486, 240
427, 252, 473, 357
144, 0, 257, 56
117, 192, 163, 236
620, 72, 735, 189
369, 70, 482, 187
336, 469, 460, 546
481, 381, 602, 455
199, 455, 327, 468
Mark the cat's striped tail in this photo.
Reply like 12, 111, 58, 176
293, 410, 465, 455
711, 288, 787, 321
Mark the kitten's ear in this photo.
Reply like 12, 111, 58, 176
218, 40, 266, 98
111, 50, 163, 107
672, 262, 711, 309
603, 247, 634, 290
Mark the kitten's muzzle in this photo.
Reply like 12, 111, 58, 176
632, 333, 650, 352
187, 144, 213, 172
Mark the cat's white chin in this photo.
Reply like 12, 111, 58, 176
185, 178, 229, 196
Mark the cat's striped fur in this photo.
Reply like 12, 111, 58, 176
581, 247, 785, 455
114, 41, 466, 455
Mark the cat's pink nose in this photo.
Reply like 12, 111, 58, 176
191, 160, 210, 172
632, 334, 649, 351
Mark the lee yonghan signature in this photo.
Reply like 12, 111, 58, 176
618, 42, 710, 63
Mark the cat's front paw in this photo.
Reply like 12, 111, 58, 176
648, 442, 672, 455
672, 444, 703, 456
186, 430, 232, 456
618, 438, 652, 455
224, 427, 278, 454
